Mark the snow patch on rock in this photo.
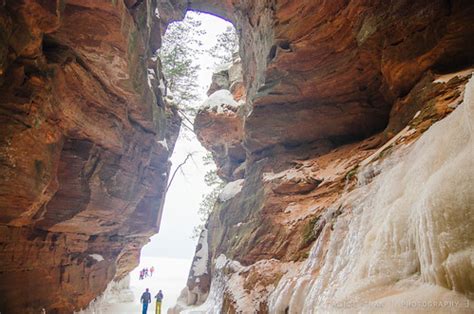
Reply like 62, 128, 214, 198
147, 69, 156, 90
158, 78, 166, 96
263, 168, 303, 182
157, 139, 168, 150
201, 90, 239, 114
89, 254, 104, 262
218, 179, 244, 202
191, 228, 209, 277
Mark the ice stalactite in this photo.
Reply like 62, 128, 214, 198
269, 75, 474, 313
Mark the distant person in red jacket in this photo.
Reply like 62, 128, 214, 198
150, 266, 155, 276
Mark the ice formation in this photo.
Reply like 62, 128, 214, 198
218, 179, 244, 202
176, 255, 297, 314
172, 255, 227, 314
268, 76, 474, 313
76, 275, 134, 314
192, 228, 209, 276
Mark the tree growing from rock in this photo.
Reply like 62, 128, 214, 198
208, 25, 239, 68
160, 15, 237, 238
191, 27, 240, 238
160, 13, 205, 117
193, 153, 224, 238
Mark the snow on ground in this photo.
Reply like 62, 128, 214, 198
218, 179, 244, 202
79, 257, 191, 314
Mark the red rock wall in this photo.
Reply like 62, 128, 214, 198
0, 1, 180, 313
174, 0, 474, 312
192, 0, 474, 151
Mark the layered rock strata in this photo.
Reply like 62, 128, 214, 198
194, 56, 245, 181
0, 1, 180, 313
171, 0, 474, 313
1, 0, 474, 312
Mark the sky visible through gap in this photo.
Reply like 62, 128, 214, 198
124, 12, 235, 313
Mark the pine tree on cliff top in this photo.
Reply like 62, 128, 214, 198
159, 13, 204, 116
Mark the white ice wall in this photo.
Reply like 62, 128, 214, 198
268, 75, 474, 313
76, 275, 134, 314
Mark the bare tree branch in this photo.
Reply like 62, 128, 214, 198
177, 108, 196, 126
180, 120, 196, 134
165, 152, 194, 193
177, 110, 197, 135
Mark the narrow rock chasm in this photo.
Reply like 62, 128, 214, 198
1, 0, 474, 313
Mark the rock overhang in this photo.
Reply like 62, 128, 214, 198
187, 0, 474, 153
0, 0, 181, 312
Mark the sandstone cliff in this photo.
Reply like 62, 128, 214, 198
1, 0, 474, 313
0, 1, 180, 313
171, 0, 474, 313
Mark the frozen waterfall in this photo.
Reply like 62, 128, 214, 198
268, 76, 474, 313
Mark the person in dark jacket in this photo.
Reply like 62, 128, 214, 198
140, 288, 152, 314
155, 290, 164, 314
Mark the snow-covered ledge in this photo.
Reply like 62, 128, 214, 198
218, 179, 244, 202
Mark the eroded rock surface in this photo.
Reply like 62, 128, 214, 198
2, 0, 474, 313
194, 58, 246, 181
173, 0, 474, 313
0, 1, 179, 313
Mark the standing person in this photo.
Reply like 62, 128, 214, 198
140, 288, 152, 314
150, 266, 155, 277
155, 290, 164, 314
139, 270, 143, 280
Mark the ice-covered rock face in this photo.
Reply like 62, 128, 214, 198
76, 276, 134, 314
179, 72, 474, 314
172, 1, 474, 313
268, 76, 474, 313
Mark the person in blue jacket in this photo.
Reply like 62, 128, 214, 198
140, 288, 152, 314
